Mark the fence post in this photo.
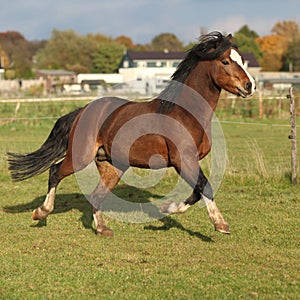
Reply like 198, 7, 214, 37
288, 87, 297, 184
259, 89, 263, 119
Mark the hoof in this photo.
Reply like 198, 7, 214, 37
32, 207, 49, 220
96, 226, 114, 237
215, 223, 230, 234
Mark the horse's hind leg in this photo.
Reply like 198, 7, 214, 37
32, 162, 65, 220
90, 161, 124, 237
32, 152, 77, 220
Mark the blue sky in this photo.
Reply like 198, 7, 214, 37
1, 0, 300, 44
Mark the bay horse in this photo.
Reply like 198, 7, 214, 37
8, 32, 255, 237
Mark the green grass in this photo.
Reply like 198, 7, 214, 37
0, 101, 299, 299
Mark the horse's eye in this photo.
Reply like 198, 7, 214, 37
222, 60, 230, 65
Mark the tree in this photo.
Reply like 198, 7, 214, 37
256, 34, 289, 71
234, 32, 263, 59
272, 20, 300, 42
151, 33, 184, 51
92, 41, 123, 73
115, 35, 135, 49
35, 29, 98, 72
0, 31, 34, 78
237, 25, 258, 39
285, 39, 300, 71
234, 26, 262, 61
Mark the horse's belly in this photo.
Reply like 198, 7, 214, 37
110, 134, 169, 169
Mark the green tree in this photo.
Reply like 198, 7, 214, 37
285, 39, 300, 71
151, 33, 184, 51
234, 26, 262, 61
35, 29, 98, 72
236, 25, 259, 39
92, 41, 124, 73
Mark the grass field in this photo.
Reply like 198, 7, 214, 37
0, 99, 299, 299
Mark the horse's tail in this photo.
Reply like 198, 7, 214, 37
7, 107, 83, 182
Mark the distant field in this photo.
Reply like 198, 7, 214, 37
0, 99, 299, 299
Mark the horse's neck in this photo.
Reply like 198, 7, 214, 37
182, 61, 221, 112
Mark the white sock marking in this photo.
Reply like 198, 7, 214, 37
177, 202, 191, 213
43, 187, 56, 212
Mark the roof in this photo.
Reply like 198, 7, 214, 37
261, 78, 300, 84
126, 50, 186, 60
126, 50, 259, 68
37, 70, 76, 76
242, 52, 260, 68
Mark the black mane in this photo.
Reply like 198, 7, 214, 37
158, 31, 237, 113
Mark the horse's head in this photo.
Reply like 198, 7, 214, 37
209, 34, 256, 98
158, 32, 256, 114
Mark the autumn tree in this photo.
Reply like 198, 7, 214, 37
151, 33, 184, 51
272, 20, 300, 42
0, 31, 35, 78
115, 35, 135, 49
256, 34, 289, 71
256, 20, 300, 71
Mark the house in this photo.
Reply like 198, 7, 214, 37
116, 50, 260, 95
77, 50, 260, 97
242, 52, 261, 77
0, 68, 4, 80
119, 50, 185, 69
36, 69, 76, 94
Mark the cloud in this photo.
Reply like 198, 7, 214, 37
210, 15, 248, 35
1, 0, 300, 43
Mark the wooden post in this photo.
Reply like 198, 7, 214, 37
259, 89, 263, 119
288, 87, 297, 184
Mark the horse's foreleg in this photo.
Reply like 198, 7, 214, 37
204, 197, 229, 234
162, 157, 229, 234
90, 161, 124, 237
161, 167, 209, 214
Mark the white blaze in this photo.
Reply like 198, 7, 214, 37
230, 49, 256, 95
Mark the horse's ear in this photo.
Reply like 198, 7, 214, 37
226, 33, 233, 43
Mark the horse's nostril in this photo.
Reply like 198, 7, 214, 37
245, 81, 252, 92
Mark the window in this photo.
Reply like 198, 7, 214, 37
147, 62, 156, 67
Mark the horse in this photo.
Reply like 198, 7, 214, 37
7, 32, 256, 237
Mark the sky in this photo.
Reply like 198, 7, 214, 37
1, 0, 300, 44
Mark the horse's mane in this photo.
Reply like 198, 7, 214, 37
158, 31, 236, 113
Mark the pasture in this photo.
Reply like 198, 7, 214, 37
0, 98, 299, 299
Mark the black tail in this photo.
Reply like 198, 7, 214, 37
7, 108, 82, 182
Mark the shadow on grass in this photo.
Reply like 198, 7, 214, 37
3, 193, 93, 229
3, 185, 212, 241
144, 218, 213, 242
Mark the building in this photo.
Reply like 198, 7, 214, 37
36, 69, 76, 94
119, 50, 185, 69
35, 51, 260, 97
116, 50, 260, 96
242, 52, 261, 78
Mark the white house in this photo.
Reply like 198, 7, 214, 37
77, 50, 260, 96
